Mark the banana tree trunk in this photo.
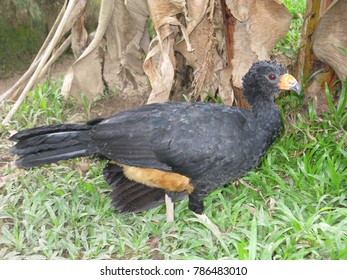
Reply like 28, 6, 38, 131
296, 0, 347, 113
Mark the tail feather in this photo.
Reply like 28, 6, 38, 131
9, 123, 91, 141
11, 132, 84, 154
10, 123, 98, 168
104, 162, 187, 213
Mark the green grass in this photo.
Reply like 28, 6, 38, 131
1, 0, 346, 260
1, 74, 346, 260
273, 0, 307, 60
1, 78, 65, 130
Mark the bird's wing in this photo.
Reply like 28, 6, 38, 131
91, 104, 173, 171
149, 103, 252, 179
91, 102, 251, 177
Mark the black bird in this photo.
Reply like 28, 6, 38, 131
9, 60, 300, 232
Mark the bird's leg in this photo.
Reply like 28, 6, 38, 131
165, 193, 174, 223
189, 193, 221, 235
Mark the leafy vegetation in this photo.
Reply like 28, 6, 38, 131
274, 0, 307, 59
1, 0, 346, 260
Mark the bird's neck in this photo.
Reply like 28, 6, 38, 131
252, 100, 282, 145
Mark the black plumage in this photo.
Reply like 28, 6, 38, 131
9, 60, 300, 225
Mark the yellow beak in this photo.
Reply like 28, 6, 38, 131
278, 73, 301, 94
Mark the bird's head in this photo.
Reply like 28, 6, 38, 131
242, 60, 301, 106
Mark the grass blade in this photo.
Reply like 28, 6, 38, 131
337, 78, 347, 117
249, 216, 257, 260
324, 82, 336, 115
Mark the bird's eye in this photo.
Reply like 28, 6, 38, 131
268, 74, 276, 80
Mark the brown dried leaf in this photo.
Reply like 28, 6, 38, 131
231, 21, 258, 88
219, 66, 234, 105
313, 0, 347, 81
304, 71, 332, 114
226, 0, 250, 22
249, 0, 291, 59
62, 0, 151, 102
185, 0, 210, 34
144, 0, 186, 104
106, 0, 149, 74
61, 0, 89, 38
266, 197, 276, 216
61, 0, 115, 102
229, 0, 291, 88
75, 161, 90, 177
244, 204, 256, 216
147, 236, 163, 260
61, 47, 104, 102
71, 13, 89, 58
176, 2, 224, 100
144, 35, 176, 104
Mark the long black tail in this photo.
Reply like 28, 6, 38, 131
10, 123, 99, 168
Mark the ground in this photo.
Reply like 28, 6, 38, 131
1, 54, 149, 119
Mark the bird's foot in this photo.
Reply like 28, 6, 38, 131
194, 213, 221, 235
